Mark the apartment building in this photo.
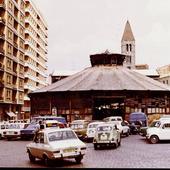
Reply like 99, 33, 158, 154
23, 0, 48, 119
0, 0, 48, 121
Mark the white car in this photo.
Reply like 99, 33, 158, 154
113, 121, 130, 136
86, 121, 104, 141
93, 123, 121, 149
26, 128, 86, 166
0, 122, 9, 139
3, 123, 28, 140
146, 119, 170, 144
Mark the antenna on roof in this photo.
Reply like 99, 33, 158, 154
104, 49, 110, 54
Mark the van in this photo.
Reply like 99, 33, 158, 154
129, 112, 148, 127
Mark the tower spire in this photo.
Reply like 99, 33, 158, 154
121, 20, 135, 42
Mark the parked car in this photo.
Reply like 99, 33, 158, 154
139, 119, 160, 137
93, 123, 121, 150
31, 116, 67, 127
26, 128, 86, 166
0, 122, 9, 139
86, 121, 104, 141
3, 123, 29, 140
114, 121, 130, 137
146, 119, 170, 144
20, 123, 40, 139
70, 120, 90, 140
44, 120, 65, 129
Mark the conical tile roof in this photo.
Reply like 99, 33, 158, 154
121, 20, 135, 41
31, 65, 170, 94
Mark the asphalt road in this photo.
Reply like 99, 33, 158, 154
0, 135, 170, 168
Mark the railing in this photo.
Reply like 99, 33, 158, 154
0, 48, 4, 54
0, 32, 5, 39
13, 42, 18, 49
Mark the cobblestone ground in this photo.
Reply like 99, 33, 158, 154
0, 135, 170, 168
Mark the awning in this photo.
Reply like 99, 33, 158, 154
6, 112, 17, 117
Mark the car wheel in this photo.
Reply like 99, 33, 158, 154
75, 155, 83, 164
28, 151, 36, 163
94, 144, 98, 150
43, 155, 51, 166
118, 139, 121, 146
149, 135, 159, 144
0, 134, 2, 140
126, 131, 129, 137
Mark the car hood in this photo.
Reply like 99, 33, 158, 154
49, 139, 86, 150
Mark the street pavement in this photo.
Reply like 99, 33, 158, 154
0, 135, 170, 168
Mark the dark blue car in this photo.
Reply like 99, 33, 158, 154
20, 123, 39, 139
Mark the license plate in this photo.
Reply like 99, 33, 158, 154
63, 148, 75, 153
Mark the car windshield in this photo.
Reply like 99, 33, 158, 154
7, 124, 21, 129
70, 124, 84, 129
25, 124, 38, 130
48, 130, 77, 142
88, 124, 99, 128
149, 121, 160, 127
97, 126, 112, 132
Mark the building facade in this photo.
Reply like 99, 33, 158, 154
0, 0, 48, 121
157, 65, 170, 86
23, 0, 48, 119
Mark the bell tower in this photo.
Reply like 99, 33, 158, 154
121, 20, 135, 69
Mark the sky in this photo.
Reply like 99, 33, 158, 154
34, 0, 170, 74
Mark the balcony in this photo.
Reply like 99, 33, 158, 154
0, 32, 5, 40
0, 79, 4, 87
0, 62, 4, 71
13, 42, 18, 49
0, 17, 5, 24
0, 96, 3, 101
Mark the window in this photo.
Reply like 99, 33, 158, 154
129, 44, 132, 51
7, 59, 12, 69
7, 44, 12, 55
126, 44, 129, 51
8, 14, 13, 26
6, 74, 12, 84
6, 89, 11, 100
164, 123, 170, 128
8, 1, 13, 12
7, 29, 13, 40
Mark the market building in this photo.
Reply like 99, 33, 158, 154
29, 52, 170, 123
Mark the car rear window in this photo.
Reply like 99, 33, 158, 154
97, 126, 112, 131
48, 130, 77, 141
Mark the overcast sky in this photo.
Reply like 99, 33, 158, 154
34, 0, 170, 74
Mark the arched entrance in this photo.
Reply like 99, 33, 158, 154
92, 96, 125, 120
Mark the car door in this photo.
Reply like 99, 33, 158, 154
159, 123, 170, 140
31, 132, 45, 158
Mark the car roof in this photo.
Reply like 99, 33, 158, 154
44, 120, 61, 123
88, 121, 104, 125
97, 123, 116, 127
40, 127, 72, 133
